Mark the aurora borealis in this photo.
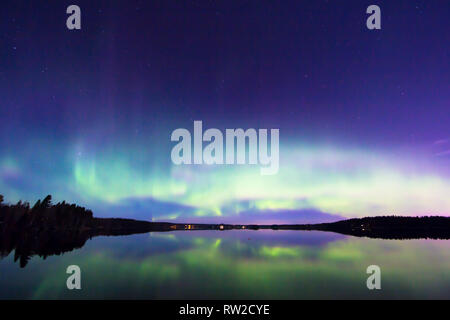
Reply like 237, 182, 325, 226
0, 0, 449, 223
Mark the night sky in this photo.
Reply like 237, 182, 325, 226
0, 0, 449, 223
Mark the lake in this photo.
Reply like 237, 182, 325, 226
0, 230, 449, 299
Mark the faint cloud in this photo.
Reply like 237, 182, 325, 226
433, 138, 450, 156
433, 139, 449, 145
435, 150, 450, 157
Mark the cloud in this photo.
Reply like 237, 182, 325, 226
91, 196, 196, 220
433, 139, 449, 145
161, 208, 345, 224
435, 149, 450, 157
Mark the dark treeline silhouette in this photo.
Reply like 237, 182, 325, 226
1, 195, 449, 267
256, 216, 450, 240
0, 195, 94, 231
0, 195, 92, 267
0, 195, 173, 267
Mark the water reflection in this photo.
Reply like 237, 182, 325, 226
0, 227, 152, 268
0, 230, 449, 299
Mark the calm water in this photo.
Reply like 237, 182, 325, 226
0, 230, 449, 299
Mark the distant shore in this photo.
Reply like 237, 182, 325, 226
109, 216, 450, 240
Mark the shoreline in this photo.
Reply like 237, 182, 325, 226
88, 216, 450, 240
